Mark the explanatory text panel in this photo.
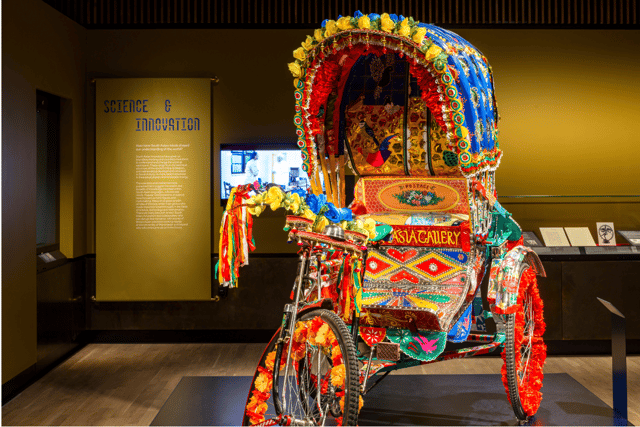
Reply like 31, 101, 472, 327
96, 78, 211, 301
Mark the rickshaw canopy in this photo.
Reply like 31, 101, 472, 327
288, 12, 502, 179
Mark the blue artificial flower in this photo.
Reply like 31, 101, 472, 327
338, 208, 353, 222
389, 13, 399, 22
354, 10, 363, 19
321, 19, 328, 28
290, 188, 307, 198
324, 203, 354, 223
368, 13, 380, 21
399, 15, 405, 22
324, 203, 341, 223
306, 193, 327, 214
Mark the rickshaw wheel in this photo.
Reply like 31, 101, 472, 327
242, 309, 360, 426
501, 267, 547, 420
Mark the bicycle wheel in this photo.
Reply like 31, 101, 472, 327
501, 267, 547, 420
243, 309, 360, 426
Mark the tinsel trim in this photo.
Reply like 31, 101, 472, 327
500, 268, 546, 417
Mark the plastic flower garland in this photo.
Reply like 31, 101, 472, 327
287, 10, 501, 178
245, 316, 364, 425
500, 268, 546, 417
218, 184, 377, 288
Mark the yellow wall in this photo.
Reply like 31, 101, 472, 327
2, 0, 87, 383
456, 29, 640, 236
88, 29, 639, 251
86, 29, 311, 254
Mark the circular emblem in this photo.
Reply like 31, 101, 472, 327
369, 261, 378, 270
429, 263, 438, 272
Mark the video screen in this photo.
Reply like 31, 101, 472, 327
220, 146, 311, 200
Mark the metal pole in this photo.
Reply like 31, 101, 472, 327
597, 297, 627, 426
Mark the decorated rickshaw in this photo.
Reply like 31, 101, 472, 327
218, 11, 547, 426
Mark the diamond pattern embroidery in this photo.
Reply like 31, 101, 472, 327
410, 252, 463, 282
365, 252, 399, 279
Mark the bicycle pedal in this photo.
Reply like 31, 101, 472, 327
376, 342, 400, 361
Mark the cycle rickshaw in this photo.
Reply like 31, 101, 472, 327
218, 11, 547, 425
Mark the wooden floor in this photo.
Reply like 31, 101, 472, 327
2, 343, 639, 426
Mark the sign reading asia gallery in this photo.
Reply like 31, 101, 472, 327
96, 78, 211, 301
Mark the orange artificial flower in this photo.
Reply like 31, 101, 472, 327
255, 372, 273, 393
330, 364, 346, 388
265, 350, 276, 371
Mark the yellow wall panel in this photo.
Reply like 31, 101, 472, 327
96, 78, 211, 300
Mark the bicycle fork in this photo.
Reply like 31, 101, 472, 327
272, 248, 311, 417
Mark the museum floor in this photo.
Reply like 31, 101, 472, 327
2, 343, 639, 426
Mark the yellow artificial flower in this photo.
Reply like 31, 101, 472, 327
398, 18, 411, 37
359, 396, 364, 411
288, 61, 302, 78
314, 28, 325, 42
302, 209, 316, 221
380, 13, 395, 33
363, 217, 377, 240
412, 26, 427, 45
301, 35, 314, 51
324, 20, 338, 37
425, 44, 443, 60
293, 47, 306, 62
264, 186, 284, 210
248, 204, 264, 217
314, 216, 329, 233
287, 192, 301, 214
339, 220, 348, 230
358, 15, 370, 29
336, 16, 354, 30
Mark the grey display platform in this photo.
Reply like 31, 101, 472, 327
151, 373, 630, 426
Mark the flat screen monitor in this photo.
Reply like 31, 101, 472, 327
220, 142, 311, 205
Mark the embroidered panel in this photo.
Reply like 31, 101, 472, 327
363, 246, 469, 288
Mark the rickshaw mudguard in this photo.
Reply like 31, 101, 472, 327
487, 245, 545, 315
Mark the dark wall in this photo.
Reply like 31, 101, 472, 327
88, 256, 299, 332
2, 0, 87, 384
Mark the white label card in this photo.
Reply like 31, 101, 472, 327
564, 227, 597, 247
539, 227, 571, 247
